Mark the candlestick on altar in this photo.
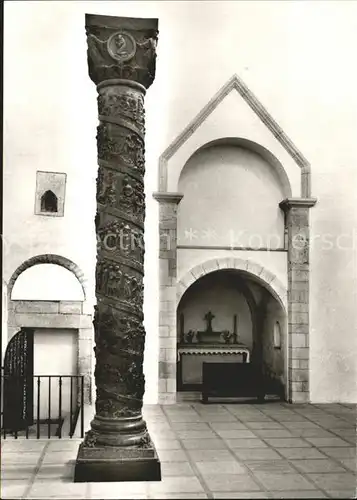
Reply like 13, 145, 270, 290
233, 314, 239, 343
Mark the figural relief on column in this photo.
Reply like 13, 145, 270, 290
96, 125, 145, 175
96, 165, 145, 223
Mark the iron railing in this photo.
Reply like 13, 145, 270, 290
1, 374, 84, 439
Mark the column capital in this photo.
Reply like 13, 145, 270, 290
153, 192, 184, 204
279, 197, 317, 212
85, 14, 158, 89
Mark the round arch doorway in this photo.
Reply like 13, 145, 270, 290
177, 268, 288, 401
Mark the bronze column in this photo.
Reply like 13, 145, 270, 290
74, 14, 161, 482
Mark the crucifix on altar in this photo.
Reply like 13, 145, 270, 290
204, 311, 215, 333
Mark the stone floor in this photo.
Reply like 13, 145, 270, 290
1, 402, 356, 499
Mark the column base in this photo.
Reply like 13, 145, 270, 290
74, 435, 161, 482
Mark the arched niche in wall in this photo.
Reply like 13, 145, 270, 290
11, 264, 85, 301
274, 321, 282, 349
177, 138, 290, 249
40, 190, 58, 213
177, 270, 254, 349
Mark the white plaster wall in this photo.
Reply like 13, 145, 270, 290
34, 328, 78, 419
178, 278, 253, 349
11, 265, 85, 301
4, 1, 357, 402
177, 145, 285, 248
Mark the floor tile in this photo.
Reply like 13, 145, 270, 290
174, 430, 216, 439
251, 472, 317, 491
36, 462, 75, 479
323, 490, 356, 498
290, 459, 347, 473
215, 429, 257, 439
195, 460, 246, 475
147, 494, 208, 499
155, 439, 182, 450
89, 481, 147, 499
209, 422, 249, 430
244, 460, 296, 473
170, 422, 211, 431
203, 473, 262, 492
46, 440, 82, 451
270, 415, 309, 422
329, 429, 356, 437
199, 414, 238, 422
1, 440, 47, 452
307, 472, 356, 491
150, 430, 177, 440
234, 415, 274, 422
269, 490, 327, 498
2, 452, 41, 465
337, 458, 356, 472
27, 480, 88, 498
181, 438, 227, 450
187, 449, 236, 462
245, 421, 285, 429
1, 464, 37, 480
146, 476, 204, 494
305, 437, 351, 447
338, 436, 356, 445
1, 480, 30, 499
233, 448, 283, 460
161, 461, 195, 477
276, 448, 327, 459
167, 413, 204, 422
288, 428, 338, 438
212, 493, 269, 499
264, 438, 311, 448
225, 438, 268, 449
157, 449, 188, 462
322, 447, 356, 459
282, 421, 320, 429
41, 450, 77, 464
253, 429, 294, 438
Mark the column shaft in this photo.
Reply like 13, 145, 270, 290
75, 13, 161, 482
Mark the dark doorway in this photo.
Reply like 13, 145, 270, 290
2, 328, 34, 431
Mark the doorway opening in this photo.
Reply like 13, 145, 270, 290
176, 269, 287, 401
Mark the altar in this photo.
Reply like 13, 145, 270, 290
177, 311, 251, 390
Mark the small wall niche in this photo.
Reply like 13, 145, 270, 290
274, 321, 282, 349
35, 171, 66, 217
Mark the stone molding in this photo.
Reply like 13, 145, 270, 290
158, 73, 312, 197
280, 197, 317, 211
7, 254, 88, 300
153, 192, 184, 204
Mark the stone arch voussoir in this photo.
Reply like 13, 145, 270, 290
177, 257, 287, 310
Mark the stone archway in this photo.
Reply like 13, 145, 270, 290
176, 262, 288, 399
177, 258, 287, 310
5, 254, 93, 404
157, 256, 290, 403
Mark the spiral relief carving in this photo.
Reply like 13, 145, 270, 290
77, 16, 159, 473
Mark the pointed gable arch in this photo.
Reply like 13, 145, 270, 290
158, 74, 311, 197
